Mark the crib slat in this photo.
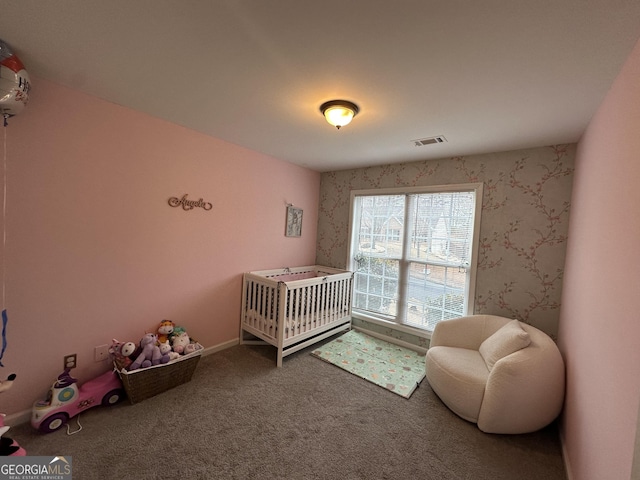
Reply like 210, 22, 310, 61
271, 286, 277, 330
298, 285, 303, 330
253, 281, 261, 329
325, 282, 336, 324
263, 284, 268, 330
310, 283, 317, 327
300, 286, 306, 333
317, 280, 324, 328
266, 284, 273, 337
291, 288, 297, 337
297, 287, 303, 334
288, 285, 295, 340
336, 278, 343, 320
322, 279, 329, 327
277, 281, 288, 366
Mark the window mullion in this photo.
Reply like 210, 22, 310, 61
396, 194, 414, 325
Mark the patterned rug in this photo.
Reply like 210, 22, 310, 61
311, 329, 426, 399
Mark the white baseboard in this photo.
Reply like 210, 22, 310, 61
4, 409, 31, 427
5, 337, 240, 427
559, 428, 574, 480
201, 338, 239, 357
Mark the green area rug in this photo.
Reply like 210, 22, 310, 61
311, 329, 426, 399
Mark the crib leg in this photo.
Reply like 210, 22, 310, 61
277, 349, 283, 368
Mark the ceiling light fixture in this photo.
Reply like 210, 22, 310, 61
319, 100, 359, 129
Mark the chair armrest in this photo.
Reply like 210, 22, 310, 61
478, 342, 565, 433
430, 315, 509, 350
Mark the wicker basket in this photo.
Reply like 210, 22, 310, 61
117, 351, 202, 404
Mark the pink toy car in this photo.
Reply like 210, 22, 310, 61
31, 368, 126, 433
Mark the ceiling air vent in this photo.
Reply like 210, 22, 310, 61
412, 135, 447, 147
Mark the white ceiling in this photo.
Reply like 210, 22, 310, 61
1, 1, 640, 172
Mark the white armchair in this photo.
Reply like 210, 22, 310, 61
425, 315, 565, 434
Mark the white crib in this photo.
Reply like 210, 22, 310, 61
240, 265, 353, 367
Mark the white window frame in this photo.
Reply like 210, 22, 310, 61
347, 183, 483, 335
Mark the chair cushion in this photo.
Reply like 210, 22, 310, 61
478, 319, 531, 370
426, 346, 489, 422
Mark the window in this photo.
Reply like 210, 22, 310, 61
348, 184, 482, 332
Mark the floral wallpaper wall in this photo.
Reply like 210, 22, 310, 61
316, 144, 575, 338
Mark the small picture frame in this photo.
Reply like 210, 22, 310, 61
285, 206, 303, 237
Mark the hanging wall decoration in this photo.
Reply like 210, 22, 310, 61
0, 39, 31, 120
168, 194, 212, 211
285, 205, 303, 237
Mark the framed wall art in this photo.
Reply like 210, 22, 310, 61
285, 206, 303, 237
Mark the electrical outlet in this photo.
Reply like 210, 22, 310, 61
64, 354, 77, 370
94, 344, 109, 362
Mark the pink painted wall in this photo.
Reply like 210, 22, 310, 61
558, 38, 640, 480
0, 79, 320, 416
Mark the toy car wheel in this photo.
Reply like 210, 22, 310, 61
40, 412, 69, 433
101, 388, 126, 406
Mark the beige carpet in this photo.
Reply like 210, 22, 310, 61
7, 339, 567, 479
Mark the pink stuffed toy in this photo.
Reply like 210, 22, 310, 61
109, 338, 136, 370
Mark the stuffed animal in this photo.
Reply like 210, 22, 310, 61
159, 340, 180, 361
183, 341, 204, 355
129, 333, 170, 370
171, 330, 203, 355
109, 339, 136, 370
170, 331, 191, 354
157, 320, 175, 344
169, 325, 187, 342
